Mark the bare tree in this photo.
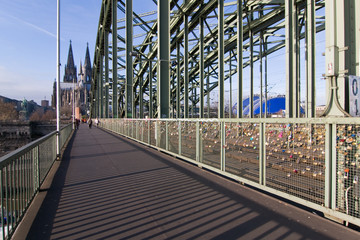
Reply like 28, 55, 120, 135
0, 102, 19, 120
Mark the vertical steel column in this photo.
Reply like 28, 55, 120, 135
249, 27, 254, 118
285, 0, 297, 118
220, 122, 225, 171
259, 123, 266, 185
325, 123, 336, 208
324, 0, 359, 116
259, 31, 263, 118
99, 55, 104, 117
104, 30, 109, 118
172, 71, 175, 117
229, 51, 232, 118
264, 37, 268, 117
56, 0, 60, 158
140, 72, 144, 118
218, 0, 225, 119
207, 65, 210, 117
126, 0, 133, 118
176, 40, 181, 118
158, 0, 170, 118
149, 59, 153, 118
184, 14, 189, 118
199, 17, 204, 118
305, 0, 316, 118
196, 121, 200, 161
112, 0, 118, 118
237, 0, 243, 118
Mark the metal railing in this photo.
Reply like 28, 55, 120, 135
100, 117, 360, 227
0, 124, 73, 240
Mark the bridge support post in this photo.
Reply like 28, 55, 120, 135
218, 0, 224, 119
183, 14, 189, 118
237, 0, 243, 118
99, 55, 104, 118
323, 0, 359, 116
176, 40, 181, 118
157, 0, 170, 119
112, 0, 118, 118
325, 123, 337, 209
126, 0, 133, 118
104, 30, 109, 118
305, 0, 316, 118
199, 17, 204, 118
285, 0, 300, 118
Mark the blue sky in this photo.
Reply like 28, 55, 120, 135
0, 1, 326, 107
0, 0, 102, 105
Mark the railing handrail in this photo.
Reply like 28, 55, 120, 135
118, 117, 360, 125
0, 124, 71, 167
99, 117, 360, 227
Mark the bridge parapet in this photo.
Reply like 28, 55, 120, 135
0, 124, 73, 239
100, 117, 360, 227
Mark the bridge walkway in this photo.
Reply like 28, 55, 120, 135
15, 124, 360, 239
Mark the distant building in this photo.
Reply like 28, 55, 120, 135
41, 100, 49, 108
52, 41, 92, 117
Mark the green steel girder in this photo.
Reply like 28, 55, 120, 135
91, 0, 342, 120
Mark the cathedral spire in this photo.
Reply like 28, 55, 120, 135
83, 43, 92, 83
84, 42, 91, 68
63, 40, 77, 83
66, 40, 75, 69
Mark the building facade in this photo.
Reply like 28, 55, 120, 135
52, 41, 92, 118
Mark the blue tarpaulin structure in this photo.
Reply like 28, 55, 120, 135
232, 96, 304, 115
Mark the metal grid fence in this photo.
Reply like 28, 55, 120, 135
100, 118, 360, 227
0, 124, 73, 240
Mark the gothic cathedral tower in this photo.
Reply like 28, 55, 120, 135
51, 41, 92, 115
63, 41, 77, 83
83, 43, 92, 84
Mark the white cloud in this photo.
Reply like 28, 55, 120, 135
0, 10, 58, 39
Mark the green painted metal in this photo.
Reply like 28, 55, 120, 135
139, 69, 144, 118
126, 0, 133, 118
218, 0, 224, 119
99, 55, 104, 118
0, 124, 73, 239
285, 0, 295, 118
90, 0, 360, 227
112, 0, 118, 118
100, 117, 360, 227
104, 30, 109, 118
176, 40, 181, 118
323, 0, 359, 117
149, 59, 153, 118
306, 0, 316, 118
158, 0, 170, 118
184, 14, 189, 118
199, 18, 204, 118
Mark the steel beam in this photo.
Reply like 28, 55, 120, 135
184, 13, 189, 118
158, 0, 170, 118
99, 55, 104, 117
176, 40, 181, 118
126, 0, 133, 118
237, 0, 243, 118
306, 0, 316, 118
199, 17, 204, 118
104, 30, 109, 118
285, 0, 297, 118
112, 0, 118, 118
218, 0, 225, 119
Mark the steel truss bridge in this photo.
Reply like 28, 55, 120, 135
1, 1, 360, 239
89, 0, 360, 228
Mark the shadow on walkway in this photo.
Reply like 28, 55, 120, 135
19, 124, 360, 240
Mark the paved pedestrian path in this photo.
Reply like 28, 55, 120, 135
16, 124, 360, 239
